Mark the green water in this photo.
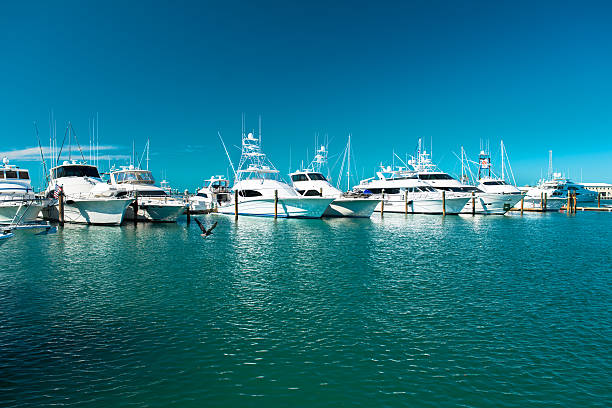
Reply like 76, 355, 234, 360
1, 213, 610, 407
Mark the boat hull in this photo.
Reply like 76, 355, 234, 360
42, 198, 133, 225
519, 197, 566, 211
0, 232, 14, 245
124, 202, 186, 222
218, 197, 334, 218
323, 198, 379, 218
0, 202, 45, 224
374, 196, 470, 214
461, 193, 524, 215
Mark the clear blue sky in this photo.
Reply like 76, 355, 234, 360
1, 0, 611, 190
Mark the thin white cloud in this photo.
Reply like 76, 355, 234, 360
0, 145, 125, 162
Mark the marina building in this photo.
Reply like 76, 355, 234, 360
583, 182, 612, 198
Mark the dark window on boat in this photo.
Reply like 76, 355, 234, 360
483, 181, 505, 185
307, 173, 327, 181
385, 188, 400, 194
18, 171, 29, 179
53, 165, 100, 179
4, 171, 17, 179
196, 193, 208, 198
0, 172, 4, 179
303, 190, 322, 196
139, 190, 168, 197
419, 173, 454, 180
239, 190, 263, 197
365, 188, 382, 194
291, 174, 309, 182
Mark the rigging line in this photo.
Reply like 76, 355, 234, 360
56, 125, 70, 165
218, 131, 237, 179
68, 123, 87, 162
34, 122, 49, 185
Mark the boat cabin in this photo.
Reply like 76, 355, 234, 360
50, 163, 100, 180
0, 168, 30, 180
111, 169, 155, 185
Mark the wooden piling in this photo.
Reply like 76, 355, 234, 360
566, 193, 571, 213
404, 192, 408, 214
543, 192, 547, 211
274, 190, 278, 219
234, 190, 238, 219
520, 197, 524, 215
380, 189, 385, 216
573, 192, 578, 213
58, 189, 65, 226
540, 192, 543, 211
598, 193, 601, 208
471, 191, 475, 215
133, 192, 139, 225
442, 190, 446, 216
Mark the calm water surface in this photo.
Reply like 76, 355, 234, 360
1, 212, 611, 407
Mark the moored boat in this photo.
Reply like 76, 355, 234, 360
42, 161, 133, 225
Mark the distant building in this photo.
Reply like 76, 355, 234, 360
582, 182, 612, 198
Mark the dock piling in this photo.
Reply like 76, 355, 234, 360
133, 192, 139, 225
234, 190, 238, 219
404, 192, 408, 215
471, 191, 475, 215
442, 190, 446, 216
544, 193, 547, 211
598, 193, 601, 208
58, 189, 65, 226
274, 190, 278, 219
520, 197, 524, 215
380, 189, 385, 216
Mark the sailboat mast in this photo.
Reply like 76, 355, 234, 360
68, 122, 72, 161
346, 134, 351, 191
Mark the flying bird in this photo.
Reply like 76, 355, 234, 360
194, 218, 217, 238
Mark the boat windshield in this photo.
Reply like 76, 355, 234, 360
53, 165, 100, 179
482, 181, 506, 185
0, 170, 29, 180
418, 173, 454, 180
115, 171, 155, 184
291, 174, 309, 182
308, 173, 327, 181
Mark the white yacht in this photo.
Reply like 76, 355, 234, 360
470, 149, 524, 213
42, 161, 133, 225
109, 166, 187, 222
217, 123, 333, 218
289, 145, 379, 218
189, 176, 232, 212
0, 158, 47, 224
534, 173, 597, 203
407, 140, 516, 215
353, 166, 470, 214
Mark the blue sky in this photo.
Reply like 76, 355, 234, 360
1, 0, 611, 190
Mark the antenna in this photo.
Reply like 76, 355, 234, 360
258, 115, 262, 143
147, 139, 150, 170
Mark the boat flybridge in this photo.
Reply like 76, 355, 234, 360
109, 166, 187, 222
470, 147, 525, 212
289, 145, 379, 218
42, 161, 133, 225
189, 176, 231, 212
353, 166, 470, 214
217, 124, 333, 218
407, 139, 517, 215
0, 157, 48, 224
